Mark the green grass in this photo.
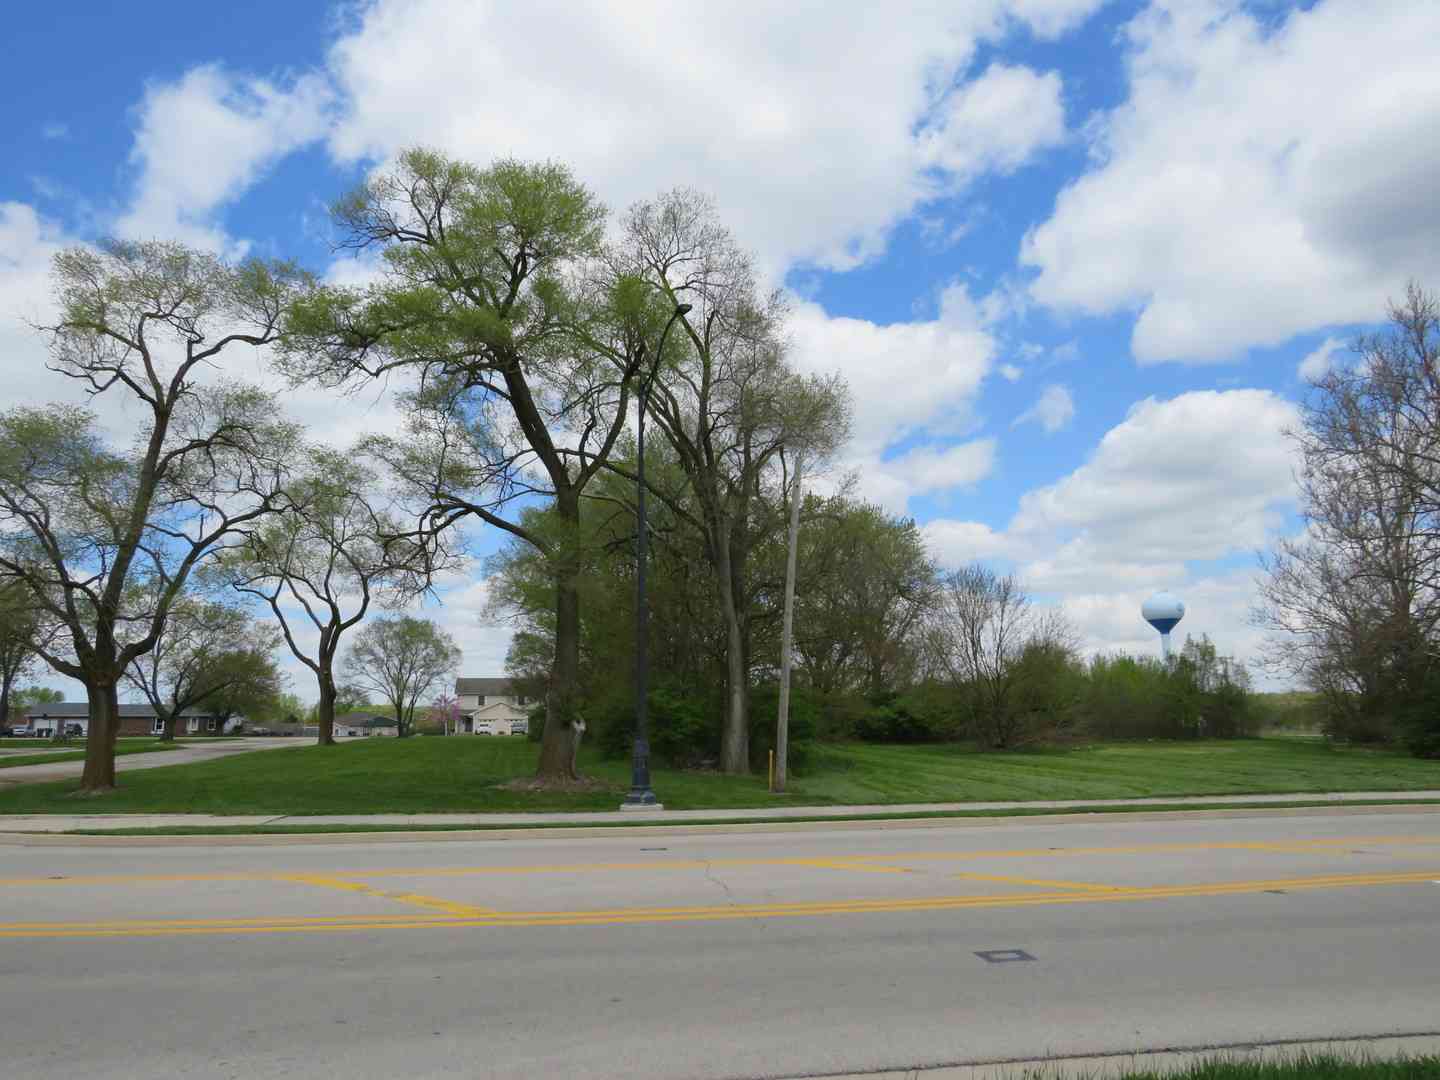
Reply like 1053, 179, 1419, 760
0, 741, 179, 770
0, 736, 1438, 816
1042, 1053, 1440, 1079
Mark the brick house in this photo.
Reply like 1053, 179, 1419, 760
24, 701, 238, 738
453, 677, 531, 735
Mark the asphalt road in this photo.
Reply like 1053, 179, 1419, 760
0, 736, 309, 787
3, 809, 1440, 1079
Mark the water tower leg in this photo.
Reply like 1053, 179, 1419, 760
1161, 632, 1172, 662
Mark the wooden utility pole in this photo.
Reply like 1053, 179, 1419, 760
775, 452, 804, 793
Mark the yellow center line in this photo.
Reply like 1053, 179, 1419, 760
0, 869, 1434, 939
953, 872, 1135, 893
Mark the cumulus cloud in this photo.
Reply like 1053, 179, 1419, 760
1022, 0, 1440, 362
922, 388, 1300, 664
999, 363, 1023, 382
918, 63, 1067, 180
1013, 383, 1075, 433
0, 203, 80, 411
117, 65, 333, 252
324, 0, 1096, 275
1297, 336, 1346, 382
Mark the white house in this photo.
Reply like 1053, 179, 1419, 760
454, 677, 531, 735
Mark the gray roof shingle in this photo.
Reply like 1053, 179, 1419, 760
454, 676, 516, 696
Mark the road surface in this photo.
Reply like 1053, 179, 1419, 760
3, 809, 1439, 1078
0, 736, 309, 788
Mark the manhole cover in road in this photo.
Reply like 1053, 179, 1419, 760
975, 949, 1035, 964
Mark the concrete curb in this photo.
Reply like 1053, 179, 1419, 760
5, 801, 1440, 846
797, 1032, 1440, 1079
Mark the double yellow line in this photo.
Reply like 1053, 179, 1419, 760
2, 868, 1435, 939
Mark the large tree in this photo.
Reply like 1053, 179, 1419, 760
618, 190, 848, 772
281, 150, 645, 779
1256, 284, 1440, 741
217, 449, 433, 746
123, 594, 283, 740
0, 582, 40, 732
341, 615, 460, 738
792, 497, 936, 697
924, 564, 1075, 749
0, 241, 301, 790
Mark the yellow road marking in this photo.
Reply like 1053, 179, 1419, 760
953, 872, 1134, 893
0, 869, 1434, 939
4, 835, 1438, 891
279, 873, 496, 917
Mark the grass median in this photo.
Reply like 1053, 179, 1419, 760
0, 736, 1438, 816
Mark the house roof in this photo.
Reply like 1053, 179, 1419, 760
23, 701, 225, 720
336, 712, 398, 729
455, 676, 516, 696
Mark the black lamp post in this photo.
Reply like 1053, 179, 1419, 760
622, 301, 692, 810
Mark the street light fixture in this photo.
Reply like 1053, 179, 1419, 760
621, 301, 692, 810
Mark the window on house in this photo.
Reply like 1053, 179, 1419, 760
517, 695, 528, 706
206, 718, 216, 732
477, 695, 487, 706
152, 718, 164, 735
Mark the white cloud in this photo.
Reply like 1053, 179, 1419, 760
789, 292, 995, 459
923, 388, 1300, 666
1013, 383, 1075, 433
0, 203, 76, 409
1022, 0, 1440, 363
921, 519, 1009, 566
999, 363, 1023, 382
919, 63, 1067, 180
117, 65, 332, 252
1010, 389, 1298, 573
324, 0, 1099, 276
1297, 336, 1345, 382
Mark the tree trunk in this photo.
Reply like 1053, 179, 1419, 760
79, 680, 120, 792
537, 490, 585, 781
0, 677, 11, 732
159, 712, 177, 742
537, 566, 583, 780
775, 453, 803, 793
714, 522, 750, 775
316, 675, 337, 746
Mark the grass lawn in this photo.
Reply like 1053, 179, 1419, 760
1091, 1055, 1440, 1080
0, 741, 180, 770
0, 736, 1438, 816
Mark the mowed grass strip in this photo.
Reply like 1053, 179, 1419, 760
1077, 1053, 1440, 1080
0, 736, 1438, 815
0, 741, 180, 770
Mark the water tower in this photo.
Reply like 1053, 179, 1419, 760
1142, 592, 1185, 661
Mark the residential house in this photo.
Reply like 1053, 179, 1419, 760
453, 677, 531, 735
24, 701, 240, 738
334, 713, 400, 738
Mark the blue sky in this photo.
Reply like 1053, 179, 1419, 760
4, 0, 1438, 695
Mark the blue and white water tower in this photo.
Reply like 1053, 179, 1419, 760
1142, 592, 1185, 661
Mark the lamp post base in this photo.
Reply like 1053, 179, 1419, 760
619, 794, 664, 811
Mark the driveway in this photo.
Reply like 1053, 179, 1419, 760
0, 737, 310, 788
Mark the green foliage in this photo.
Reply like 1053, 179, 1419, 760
748, 682, 819, 773
1398, 665, 1440, 758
